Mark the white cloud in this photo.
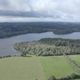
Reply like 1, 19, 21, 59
0, 0, 80, 21
0, 16, 57, 22
0, 16, 80, 22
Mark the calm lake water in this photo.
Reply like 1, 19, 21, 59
0, 32, 80, 56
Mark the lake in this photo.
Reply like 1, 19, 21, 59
0, 32, 80, 56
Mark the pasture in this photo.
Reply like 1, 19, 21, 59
0, 55, 80, 80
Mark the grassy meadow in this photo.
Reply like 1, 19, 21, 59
0, 55, 80, 80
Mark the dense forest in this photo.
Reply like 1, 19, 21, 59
0, 22, 80, 38
14, 38, 80, 56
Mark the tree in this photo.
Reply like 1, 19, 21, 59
48, 75, 56, 80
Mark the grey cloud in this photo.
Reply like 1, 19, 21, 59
0, 0, 8, 5
0, 0, 80, 21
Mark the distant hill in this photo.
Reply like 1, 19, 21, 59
0, 22, 80, 38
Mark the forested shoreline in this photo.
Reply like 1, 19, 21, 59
0, 22, 80, 38
14, 38, 80, 56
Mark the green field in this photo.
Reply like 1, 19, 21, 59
0, 55, 80, 80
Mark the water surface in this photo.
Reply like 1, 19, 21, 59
0, 32, 80, 56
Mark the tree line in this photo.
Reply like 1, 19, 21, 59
1, 22, 80, 38
14, 38, 80, 56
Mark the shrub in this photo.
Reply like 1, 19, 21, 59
48, 75, 57, 80
58, 73, 80, 80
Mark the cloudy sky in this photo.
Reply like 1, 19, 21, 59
0, 0, 80, 22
